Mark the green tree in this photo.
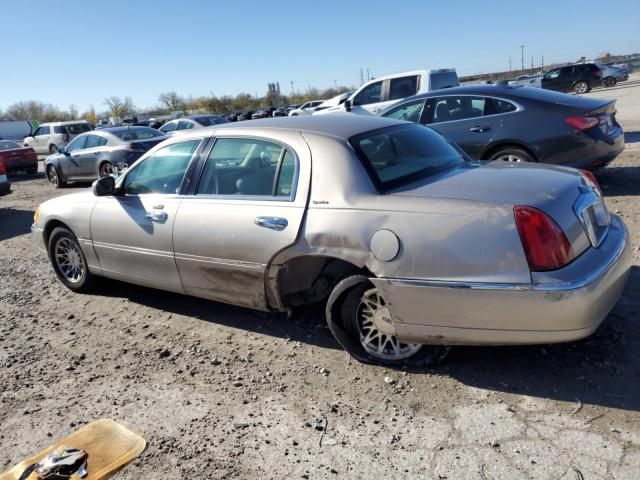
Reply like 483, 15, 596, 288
104, 96, 134, 118
158, 91, 184, 111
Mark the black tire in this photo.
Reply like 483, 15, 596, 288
326, 275, 450, 367
603, 77, 616, 88
573, 81, 590, 94
49, 144, 58, 154
46, 165, 66, 188
48, 227, 95, 293
99, 162, 113, 178
488, 147, 535, 163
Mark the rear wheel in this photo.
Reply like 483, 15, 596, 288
603, 77, 616, 88
327, 275, 450, 366
488, 147, 535, 163
573, 81, 590, 94
49, 144, 58, 154
48, 227, 94, 292
99, 162, 113, 178
47, 165, 65, 188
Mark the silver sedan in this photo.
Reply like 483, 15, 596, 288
32, 115, 631, 366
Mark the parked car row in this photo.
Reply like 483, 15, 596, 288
32, 114, 631, 366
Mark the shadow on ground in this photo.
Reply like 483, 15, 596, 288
598, 163, 640, 196
625, 131, 640, 144
97, 263, 640, 411
0, 208, 35, 241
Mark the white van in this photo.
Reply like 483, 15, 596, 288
23, 121, 92, 155
314, 69, 459, 116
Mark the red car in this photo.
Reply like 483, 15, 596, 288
0, 140, 38, 174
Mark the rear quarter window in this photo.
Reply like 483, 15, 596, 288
349, 123, 465, 192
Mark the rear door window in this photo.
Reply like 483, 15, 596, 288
84, 134, 106, 148
493, 99, 517, 113
431, 96, 486, 123
389, 76, 419, 101
197, 138, 296, 198
178, 121, 194, 130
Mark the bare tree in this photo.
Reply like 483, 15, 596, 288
158, 91, 184, 111
104, 96, 134, 117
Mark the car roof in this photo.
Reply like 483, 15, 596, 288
95, 126, 154, 134
406, 84, 535, 99
169, 114, 405, 141
40, 121, 89, 126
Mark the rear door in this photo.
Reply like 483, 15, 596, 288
425, 95, 501, 159
172, 133, 310, 310
78, 134, 108, 177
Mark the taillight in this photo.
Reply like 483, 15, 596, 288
579, 169, 602, 196
593, 67, 602, 78
566, 116, 600, 131
514, 206, 574, 271
0, 162, 6, 175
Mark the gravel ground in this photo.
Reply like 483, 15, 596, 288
1, 85, 640, 478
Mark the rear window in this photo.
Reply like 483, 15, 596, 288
350, 124, 465, 191
429, 71, 460, 91
63, 123, 91, 135
112, 127, 164, 141
194, 116, 229, 126
0, 140, 19, 150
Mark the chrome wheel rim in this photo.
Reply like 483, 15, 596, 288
54, 238, 85, 283
495, 154, 524, 162
575, 83, 587, 94
357, 288, 422, 360
47, 167, 58, 185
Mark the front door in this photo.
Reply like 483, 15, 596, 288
425, 95, 501, 159
90, 138, 203, 291
173, 134, 310, 310
32, 126, 50, 154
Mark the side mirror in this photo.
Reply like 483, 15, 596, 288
58, 147, 68, 155
92, 176, 115, 196
344, 99, 352, 112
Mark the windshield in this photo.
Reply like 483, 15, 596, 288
112, 127, 164, 140
350, 123, 465, 191
194, 116, 229, 126
430, 71, 460, 91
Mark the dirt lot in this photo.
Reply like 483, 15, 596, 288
2, 81, 640, 479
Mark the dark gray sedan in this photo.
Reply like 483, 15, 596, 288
45, 126, 166, 188
379, 85, 624, 169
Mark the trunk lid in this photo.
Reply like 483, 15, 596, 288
392, 161, 605, 257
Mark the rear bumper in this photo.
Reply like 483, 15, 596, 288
567, 129, 625, 170
371, 215, 631, 346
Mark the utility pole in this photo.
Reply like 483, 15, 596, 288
509, 57, 512, 72
541, 55, 544, 71
290, 81, 294, 97
531, 56, 534, 69
360, 68, 364, 85
520, 44, 524, 71
334, 79, 338, 90
366, 68, 370, 82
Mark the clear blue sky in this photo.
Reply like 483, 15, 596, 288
3, 0, 639, 112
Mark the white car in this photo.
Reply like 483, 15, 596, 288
312, 92, 353, 114
287, 101, 324, 116
23, 121, 92, 155
159, 115, 229, 136
316, 69, 459, 116
508, 74, 543, 88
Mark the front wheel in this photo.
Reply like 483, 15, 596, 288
326, 275, 450, 366
48, 227, 95, 292
573, 81, 590, 94
46, 165, 66, 188
488, 147, 535, 163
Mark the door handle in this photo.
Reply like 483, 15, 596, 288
144, 211, 168, 223
470, 126, 490, 133
254, 216, 288, 231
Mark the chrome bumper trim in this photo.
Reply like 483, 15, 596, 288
388, 223, 628, 293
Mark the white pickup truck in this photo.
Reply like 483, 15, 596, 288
314, 69, 459, 116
